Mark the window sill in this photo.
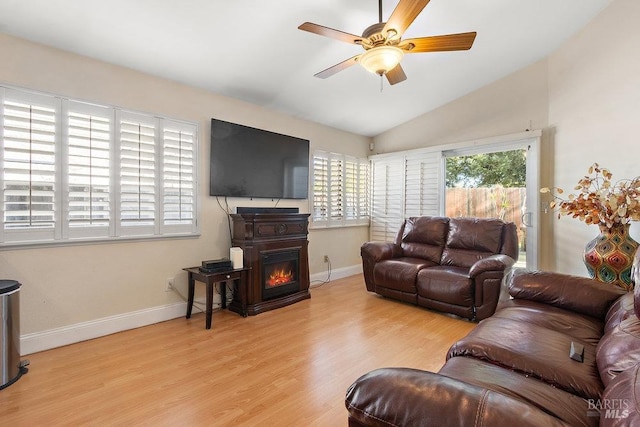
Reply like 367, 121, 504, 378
309, 222, 370, 231
0, 232, 201, 251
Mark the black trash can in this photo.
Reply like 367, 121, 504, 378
0, 280, 28, 389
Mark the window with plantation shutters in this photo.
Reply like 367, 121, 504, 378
330, 156, 344, 221
312, 151, 369, 227
117, 112, 157, 232
344, 155, 369, 224
405, 151, 440, 218
312, 154, 329, 222
370, 150, 443, 242
66, 101, 112, 238
1, 89, 59, 243
358, 160, 370, 221
0, 85, 199, 247
370, 156, 404, 241
162, 121, 195, 232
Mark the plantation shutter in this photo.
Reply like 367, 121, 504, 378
370, 156, 404, 241
312, 151, 369, 227
405, 151, 441, 217
370, 149, 445, 242
65, 101, 112, 238
344, 157, 357, 221
359, 160, 370, 221
312, 153, 329, 222
344, 156, 370, 225
329, 155, 344, 223
0, 89, 59, 243
162, 120, 197, 233
117, 111, 158, 235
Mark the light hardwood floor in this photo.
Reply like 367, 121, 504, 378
0, 274, 476, 426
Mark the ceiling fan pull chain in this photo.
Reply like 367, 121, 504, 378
380, 75, 384, 92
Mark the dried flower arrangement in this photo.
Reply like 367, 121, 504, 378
540, 163, 640, 229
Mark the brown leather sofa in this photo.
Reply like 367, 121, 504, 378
345, 265, 640, 426
361, 216, 519, 321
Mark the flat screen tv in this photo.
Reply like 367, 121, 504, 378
209, 119, 309, 199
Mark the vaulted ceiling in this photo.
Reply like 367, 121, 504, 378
0, 0, 612, 136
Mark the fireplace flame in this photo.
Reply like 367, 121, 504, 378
267, 268, 294, 287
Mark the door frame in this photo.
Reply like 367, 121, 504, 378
439, 130, 541, 269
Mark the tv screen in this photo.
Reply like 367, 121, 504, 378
209, 119, 309, 199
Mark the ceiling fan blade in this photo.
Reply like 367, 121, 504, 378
383, 0, 431, 38
385, 64, 407, 85
314, 55, 360, 79
400, 32, 477, 53
298, 22, 365, 45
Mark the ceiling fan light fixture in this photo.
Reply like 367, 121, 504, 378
359, 46, 404, 75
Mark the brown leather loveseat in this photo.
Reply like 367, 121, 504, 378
361, 216, 519, 321
345, 266, 640, 426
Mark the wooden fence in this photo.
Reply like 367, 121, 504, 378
445, 187, 526, 234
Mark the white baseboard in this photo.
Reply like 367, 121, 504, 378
310, 263, 361, 287
20, 302, 188, 355
20, 264, 362, 355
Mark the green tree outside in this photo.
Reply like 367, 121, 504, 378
446, 150, 526, 188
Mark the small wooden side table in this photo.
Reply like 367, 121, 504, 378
183, 266, 250, 329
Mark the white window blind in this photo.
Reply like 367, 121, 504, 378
1, 89, 59, 243
358, 160, 370, 221
370, 157, 404, 241
312, 151, 369, 227
66, 101, 112, 238
162, 121, 196, 233
117, 112, 158, 234
312, 155, 329, 222
344, 155, 369, 224
0, 85, 199, 247
330, 156, 344, 221
370, 151, 442, 241
405, 152, 441, 218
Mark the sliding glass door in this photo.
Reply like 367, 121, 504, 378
442, 139, 539, 269
369, 132, 540, 269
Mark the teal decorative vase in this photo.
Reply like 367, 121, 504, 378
583, 224, 638, 291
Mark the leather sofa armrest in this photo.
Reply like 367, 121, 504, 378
360, 242, 402, 292
508, 269, 627, 319
360, 241, 402, 262
468, 254, 515, 278
345, 368, 568, 427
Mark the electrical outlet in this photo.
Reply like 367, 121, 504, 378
324, 255, 329, 263
165, 278, 174, 292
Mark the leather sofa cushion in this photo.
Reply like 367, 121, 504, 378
600, 362, 640, 426
373, 257, 435, 293
399, 216, 448, 263
508, 270, 627, 320
416, 266, 473, 307
440, 218, 505, 268
448, 317, 603, 399
447, 217, 503, 251
440, 357, 597, 427
345, 367, 570, 427
495, 299, 604, 345
597, 314, 640, 386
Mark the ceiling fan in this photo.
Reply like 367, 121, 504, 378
298, 0, 477, 85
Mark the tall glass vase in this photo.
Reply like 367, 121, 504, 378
583, 223, 638, 291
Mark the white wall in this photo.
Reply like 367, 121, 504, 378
373, 0, 640, 275
372, 59, 550, 154
547, 0, 640, 274
0, 33, 370, 348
